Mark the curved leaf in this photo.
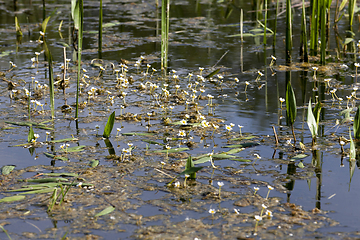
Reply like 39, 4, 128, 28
103, 111, 115, 138
286, 81, 297, 125
95, 206, 115, 217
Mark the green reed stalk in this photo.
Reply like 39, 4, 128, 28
263, 0, 267, 46
320, 0, 326, 65
310, 0, 319, 55
161, 0, 170, 70
240, 8, 243, 42
349, 0, 355, 28
285, 0, 292, 63
75, 0, 83, 119
300, 0, 308, 62
99, 0, 102, 58
44, 41, 55, 118
273, 0, 279, 47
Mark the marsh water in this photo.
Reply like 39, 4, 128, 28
1, 0, 360, 239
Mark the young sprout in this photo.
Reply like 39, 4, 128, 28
217, 182, 224, 199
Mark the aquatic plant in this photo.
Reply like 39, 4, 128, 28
286, 81, 297, 143
103, 111, 115, 138
161, 0, 170, 70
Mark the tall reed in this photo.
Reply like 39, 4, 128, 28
44, 41, 55, 118
349, 0, 356, 28
75, 0, 84, 119
99, 0, 103, 58
161, 0, 170, 70
310, 0, 319, 55
320, 0, 326, 65
273, 0, 279, 47
285, 0, 292, 63
263, 0, 268, 46
300, 0, 308, 62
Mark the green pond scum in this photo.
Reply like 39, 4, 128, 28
2, 0, 360, 239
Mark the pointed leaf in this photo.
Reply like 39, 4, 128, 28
350, 128, 356, 161
0, 195, 25, 203
286, 81, 297, 125
2, 165, 15, 175
28, 126, 35, 143
103, 111, 115, 138
307, 98, 318, 138
95, 206, 115, 217
185, 156, 196, 179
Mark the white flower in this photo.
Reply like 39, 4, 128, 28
234, 209, 240, 214
255, 215, 262, 221
180, 119, 187, 125
279, 98, 285, 103
178, 130, 186, 137
268, 185, 274, 190
265, 210, 273, 217
209, 208, 216, 214
262, 204, 267, 209
174, 181, 180, 188
254, 187, 259, 191
217, 182, 224, 187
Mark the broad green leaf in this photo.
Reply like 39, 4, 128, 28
222, 142, 260, 148
95, 206, 115, 217
354, 106, 360, 139
344, 38, 354, 46
24, 177, 69, 183
89, 159, 99, 168
286, 81, 297, 125
142, 139, 165, 146
307, 98, 318, 138
0, 195, 25, 203
297, 162, 305, 168
204, 68, 220, 79
223, 148, 244, 154
43, 172, 78, 177
66, 145, 86, 152
19, 188, 56, 194
232, 159, 252, 162
290, 154, 308, 161
0, 50, 13, 58
193, 157, 211, 164
167, 167, 203, 186
185, 156, 196, 179
154, 147, 189, 153
42, 16, 51, 34
103, 111, 115, 138
48, 137, 78, 143
213, 154, 236, 159
102, 21, 121, 28
28, 126, 35, 143
71, 0, 80, 30
43, 152, 69, 161
339, 0, 349, 11
15, 16, 22, 36
230, 136, 256, 141
2, 165, 15, 175
350, 128, 356, 161
122, 132, 154, 136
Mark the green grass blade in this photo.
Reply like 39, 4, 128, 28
103, 111, 115, 138
0, 195, 25, 203
286, 81, 297, 125
95, 206, 115, 217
